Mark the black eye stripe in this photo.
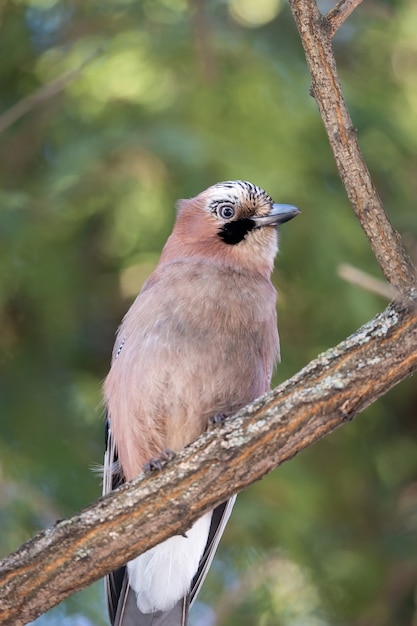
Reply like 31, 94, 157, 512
218, 218, 256, 245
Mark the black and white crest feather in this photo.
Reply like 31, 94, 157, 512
205, 180, 274, 245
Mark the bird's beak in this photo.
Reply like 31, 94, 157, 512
252, 204, 301, 227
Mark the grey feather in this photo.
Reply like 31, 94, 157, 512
113, 574, 189, 626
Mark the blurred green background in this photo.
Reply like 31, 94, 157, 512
0, 0, 416, 624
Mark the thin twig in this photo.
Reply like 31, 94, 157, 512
288, 0, 417, 299
326, 0, 364, 37
0, 51, 102, 135
338, 263, 395, 300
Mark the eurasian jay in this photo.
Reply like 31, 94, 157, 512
103, 180, 299, 625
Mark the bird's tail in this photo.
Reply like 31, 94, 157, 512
110, 570, 189, 626
103, 421, 190, 626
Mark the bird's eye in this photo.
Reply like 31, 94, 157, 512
219, 205, 235, 220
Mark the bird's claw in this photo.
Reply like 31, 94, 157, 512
144, 449, 176, 472
208, 413, 229, 427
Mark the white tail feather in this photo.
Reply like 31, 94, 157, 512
127, 512, 212, 613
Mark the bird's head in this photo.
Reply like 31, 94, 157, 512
161, 180, 300, 274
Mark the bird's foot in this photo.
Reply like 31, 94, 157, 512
144, 449, 176, 472
208, 413, 229, 427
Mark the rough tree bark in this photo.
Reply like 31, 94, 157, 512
289, 0, 416, 297
0, 1, 416, 624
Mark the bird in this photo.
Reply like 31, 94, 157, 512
102, 180, 300, 626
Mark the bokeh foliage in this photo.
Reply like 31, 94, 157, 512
0, 0, 416, 624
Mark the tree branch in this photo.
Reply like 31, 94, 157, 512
0, 301, 416, 626
326, 0, 364, 38
289, 0, 417, 298
338, 263, 394, 299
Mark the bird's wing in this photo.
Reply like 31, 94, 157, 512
103, 417, 128, 625
103, 415, 124, 495
190, 495, 237, 607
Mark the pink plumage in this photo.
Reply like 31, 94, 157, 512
103, 180, 299, 626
